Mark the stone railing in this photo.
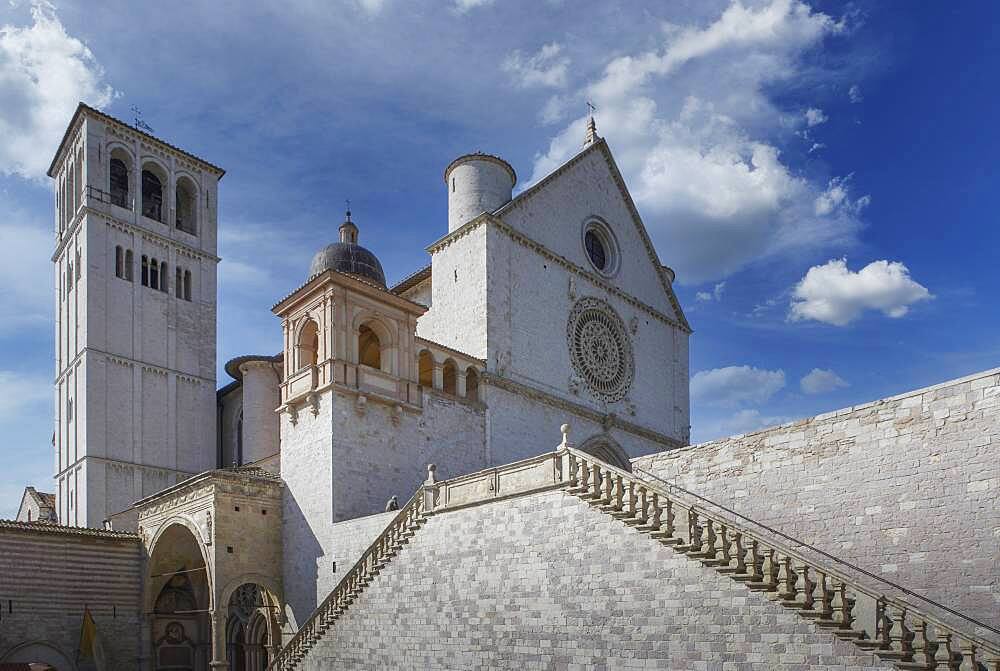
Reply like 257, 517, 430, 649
563, 442, 1000, 670
270, 425, 1000, 670
269, 490, 427, 670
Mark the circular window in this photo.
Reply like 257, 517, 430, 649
581, 219, 619, 276
567, 297, 634, 402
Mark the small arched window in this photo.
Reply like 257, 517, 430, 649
149, 257, 159, 290
183, 270, 192, 301
296, 320, 319, 369
115, 246, 124, 278
110, 157, 129, 208
442, 360, 457, 395
160, 260, 168, 293
358, 324, 381, 369
465, 367, 479, 401
175, 267, 183, 298
124, 249, 134, 281
141, 255, 149, 287
175, 177, 197, 234
141, 168, 164, 222
418, 350, 434, 387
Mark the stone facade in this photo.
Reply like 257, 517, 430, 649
302, 489, 892, 670
0, 521, 142, 669
633, 367, 1000, 631
48, 103, 222, 528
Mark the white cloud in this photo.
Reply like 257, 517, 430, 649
539, 94, 569, 125
696, 281, 726, 302
454, 0, 495, 11
800, 368, 849, 394
0, 370, 51, 420
690, 365, 786, 407
697, 408, 793, 441
789, 258, 932, 326
814, 175, 870, 216
848, 84, 863, 103
804, 107, 827, 126
502, 43, 569, 89
527, 1, 862, 283
0, 1, 115, 180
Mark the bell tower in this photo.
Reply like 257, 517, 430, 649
48, 103, 224, 528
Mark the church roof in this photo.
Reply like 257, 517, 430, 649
390, 264, 431, 295
309, 242, 386, 287
0, 519, 138, 540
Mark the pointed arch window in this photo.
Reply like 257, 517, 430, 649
160, 260, 168, 293
141, 255, 149, 287
149, 257, 159, 290
124, 249, 134, 282
115, 246, 124, 279
183, 270, 192, 301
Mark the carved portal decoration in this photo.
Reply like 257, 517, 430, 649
231, 583, 262, 624
567, 297, 634, 403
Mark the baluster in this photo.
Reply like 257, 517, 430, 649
875, 599, 892, 650
813, 571, 833, 620
699, 519, 717, 557
634, 486, 648, 524
590, 463, 602, 498
908, 618, 935, 668
729, 531, 745, 574
686, 508, 702, 551
887, 606, 914, 661
831, 580, 853, 630
623, 480, 637, 517
934, 629, 958, 670
776, 555, 797, 601
761, 548, 779, 591
793, 562, 815, 610
567, 453, 578, 486
958, 639, 978, 671
610, 475, 624, 511
663, 498, 675, 538
579, 458, 591, 492
602, 466, 614, 504
646, 492, 662, 529
743, 538, 762, 581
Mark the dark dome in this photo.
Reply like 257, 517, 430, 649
309, 242, 386, 287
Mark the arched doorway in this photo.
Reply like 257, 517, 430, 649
0, 641, 73, 670
578, 434, 632, 472
147, 523, 211, 670
225, 584, 271, 671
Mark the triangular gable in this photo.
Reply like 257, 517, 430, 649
496, 139, 691, 333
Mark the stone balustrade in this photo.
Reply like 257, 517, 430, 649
269, 427, 1000, 671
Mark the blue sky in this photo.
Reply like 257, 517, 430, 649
1, 0, 997, 517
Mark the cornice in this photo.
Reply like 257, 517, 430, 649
483, 372, 684, 450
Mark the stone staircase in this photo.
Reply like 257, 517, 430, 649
270, 430, 1000, 670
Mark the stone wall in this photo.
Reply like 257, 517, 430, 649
0, 522, 142, 670
633, 367, 1000, 630
301, 489, 892, 670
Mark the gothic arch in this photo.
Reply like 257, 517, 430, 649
442, 358, 458, 395
418, 349, 434, 387
146, 517, 214, 613
0, 640, 76, 669
578, 433, 632, 472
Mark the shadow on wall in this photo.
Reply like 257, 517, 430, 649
282, 488, 323, 631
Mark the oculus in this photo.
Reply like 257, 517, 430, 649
567, 297, 634, 402
581, 218, 620, 277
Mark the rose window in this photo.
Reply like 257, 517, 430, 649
567, 297, 634, 402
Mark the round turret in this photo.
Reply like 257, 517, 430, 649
308, 211, 386, 287
444, 152, 516, 232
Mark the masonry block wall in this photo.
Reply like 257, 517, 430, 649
634, 368, 1000, 630
301, 489, 892, 670
0, 523, 142, 669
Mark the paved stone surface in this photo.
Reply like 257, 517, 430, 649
301, 490, 893, 670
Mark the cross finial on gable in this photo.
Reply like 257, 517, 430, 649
584, 102, 599, 147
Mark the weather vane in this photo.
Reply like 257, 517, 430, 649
345, 199, 352, 222
130, 105, 155, 134
586, 101, 597, 116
